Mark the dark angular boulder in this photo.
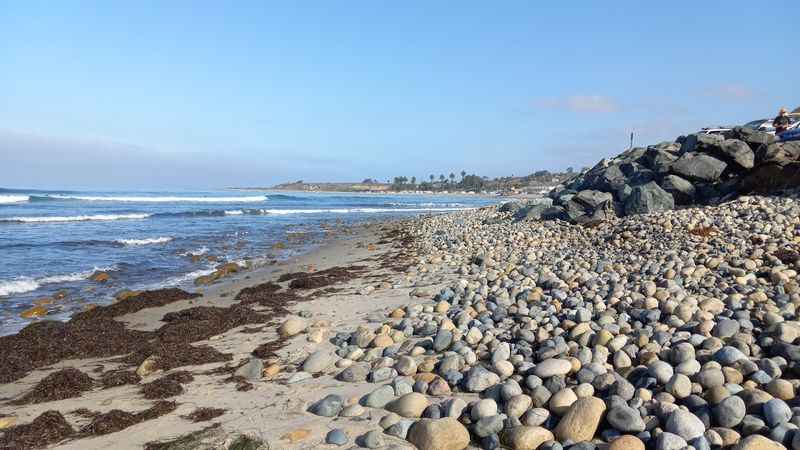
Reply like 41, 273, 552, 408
717, 139, 755, 170
499, 201, 523, 213
740, 142, 800, 193
640, 147, 678, 173
671, 153, 727, 182
660, 175, 696, 205
540, 206, 568, 221
564, 190, 615, 222
514, 203, 550, 221
729, 126, 775, 150
680, 133, 724, 154
624, 181, 675, 215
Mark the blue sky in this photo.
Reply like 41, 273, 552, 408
1, 1, 798, 189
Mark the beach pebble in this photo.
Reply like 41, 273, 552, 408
326, 429, 348, 446
406, 418, 470, 450
386, 392, 428, 418
302, 351, 335, 376
278, 317, 307, 338
501, 426, 554, 450
308, 394, 344, 417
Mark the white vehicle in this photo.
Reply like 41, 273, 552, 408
699, 114, 800, 136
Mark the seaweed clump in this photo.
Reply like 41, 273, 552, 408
0, 410, 75, 450
140, 371, 194, 399
79, 401, 177, 436
182, 407, 226, 423
12, 368, 94, 405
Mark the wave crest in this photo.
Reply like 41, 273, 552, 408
0, 213, 152, 223
0, 195, 30, 204
115, 236, 173, 246
46, 195, 268, 203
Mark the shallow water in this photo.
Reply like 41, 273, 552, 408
0, 188, 497, 335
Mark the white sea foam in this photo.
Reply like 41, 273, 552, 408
0, 195, 30, 204
0, 266, 118, 297
224, 210, 244, 215
0, 279, 40, 296
181, 246, 210, 257
48, 195, 268, 203
116, 236, 173, 246
160, 267, 217, 287
0, 213, 152, 223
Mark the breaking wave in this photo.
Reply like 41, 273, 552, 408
43, 194, 268, 203
0, 213, 152, 223
115, 236, 173, 246
0, 195, 30, 204
0, 266, 118, 297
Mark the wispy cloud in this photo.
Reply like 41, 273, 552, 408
534, 95, 621, 113
702, 83, 755, 102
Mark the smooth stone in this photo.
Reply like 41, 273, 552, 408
533, 359, 572, 378
326, 429, 348, 446
606, 405, 646, 433
302, 350, 333, 374
474, 414, 506, 438
471, 398, 499, 420
666, 409, 706, 441
386, 419, 415, 439
609, 435, 645, 450
464, 367, 501, 392
735, 434, 787, 450
763, 399, 792, 427
309, 394, 344, 417
407, 418, 471, 450
501, 426, 554, 450
362, 429, 384, 448
234, 358, 263, 382
554, 396, 606, 442
363, 385, 396, 408
713, 396, 746, 428
657, 432, 687, 450
386, 392, 429, 418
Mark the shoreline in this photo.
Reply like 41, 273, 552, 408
0, 216, 456, 449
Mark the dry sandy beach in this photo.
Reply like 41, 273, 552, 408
0, 219, 454, 449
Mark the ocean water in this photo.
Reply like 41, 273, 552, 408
0, 189, 497, 335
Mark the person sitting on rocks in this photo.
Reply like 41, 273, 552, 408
773, 107, 792, 135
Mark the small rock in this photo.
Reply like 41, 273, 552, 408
308, 394, 344, 417
326, 429, 348, 446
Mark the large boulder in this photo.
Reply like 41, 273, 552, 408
513, 199, 554, 221
640, 147, 678, 173
624, 182, 675, 215
671, 153, 727, 182
717, 139, 755, 170
660, 175, 696, 205
680, 133, 724, 154
729, 126, 775, 149
563, 190, 615, 223
740, 142, 800, 193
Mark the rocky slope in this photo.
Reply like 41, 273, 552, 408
508, 127, 800, 224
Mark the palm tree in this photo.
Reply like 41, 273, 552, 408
449, 173, 455, 184
439, 174, 445, 183
411, 176, 416, 186
460, 170, 466, 180
429, 174, 435, 183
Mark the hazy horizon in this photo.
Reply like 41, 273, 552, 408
2, 1, 798, 189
